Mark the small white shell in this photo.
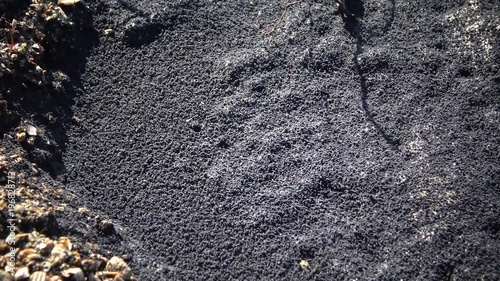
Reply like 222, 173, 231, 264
30, 271, 47, 281
104, 29, 115, 36
26, 125, 37, 136
299, 260, 310, 271
57, 0, 81, 5
61, 268, 84, 281
105, 257, 132, 280
14, 267, 30, 281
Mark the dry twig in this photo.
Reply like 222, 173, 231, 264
266, 0, 304, 36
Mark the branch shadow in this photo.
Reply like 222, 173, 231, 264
341, 2, 400, 149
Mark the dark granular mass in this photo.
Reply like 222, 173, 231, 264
56, 0, 499, 280
2, 0, 500, 280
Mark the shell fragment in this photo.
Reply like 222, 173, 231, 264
58, 0, 81, 6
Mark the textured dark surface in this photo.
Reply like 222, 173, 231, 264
58, 0, 499, 280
